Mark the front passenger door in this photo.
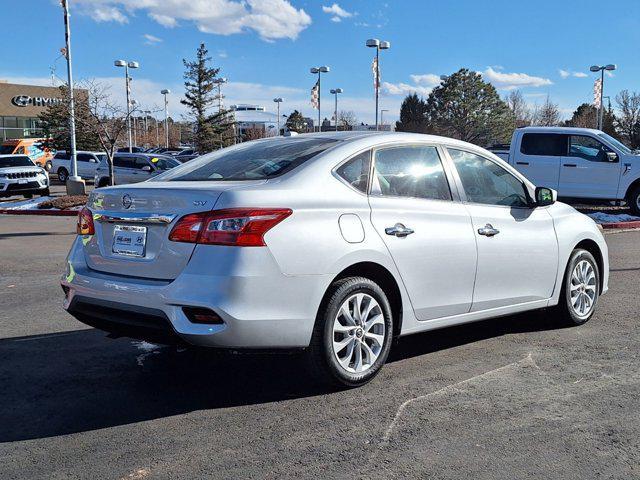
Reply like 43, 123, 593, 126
447, 148, 558, 311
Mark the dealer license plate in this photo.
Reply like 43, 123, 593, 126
112, 225, 147, 257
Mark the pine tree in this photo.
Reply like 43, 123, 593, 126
395, 93, 428, 133
181, 43, 235, 152
286, 110, 306, 132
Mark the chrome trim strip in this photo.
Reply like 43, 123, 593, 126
94, 212, 177, 224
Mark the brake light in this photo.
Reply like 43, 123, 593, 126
169, 208, 292, 246
77, 207, 95, 235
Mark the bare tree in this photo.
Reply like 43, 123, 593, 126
532, 96, 561, 126
82, 80, 137, 185
337, 110, 358, 130
243, 126, 267, 142
615, 90, 640, 149
505, 90, 532, 127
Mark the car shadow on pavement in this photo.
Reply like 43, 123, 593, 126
0, 309, 563, 442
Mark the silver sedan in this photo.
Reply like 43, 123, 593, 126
62, 132, 608, 387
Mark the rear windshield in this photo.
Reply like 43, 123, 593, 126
152, 138, 339, 182
0, 156, 34, 168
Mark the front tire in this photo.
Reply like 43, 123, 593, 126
553, 249, 600, 326
306, 277, 394, 388
57, 168, 69, 183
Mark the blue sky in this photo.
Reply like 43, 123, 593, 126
1, 0, 639, 124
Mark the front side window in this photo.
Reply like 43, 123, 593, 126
520, 133, 567, 156
569, 135, 612, 162
149, 155, 180, 170
77, 153, 92, 162
448, 149, 530, 207
335, 150, 370, 193
372, 146, 451, 201
153, 138, 338, 182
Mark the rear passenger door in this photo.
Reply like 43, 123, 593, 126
113, 155, 137, 185
368, 145, 477, 321
559, 134, 622, 198
516, 133, 567, 190
76, 153, 95, 179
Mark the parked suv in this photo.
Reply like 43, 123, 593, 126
51, 150, 107, 183
0, 154, 50, 198
502, 127, 640, 214
94, 153, 180, 187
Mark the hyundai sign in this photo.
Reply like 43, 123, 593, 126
11, 95, 63, 108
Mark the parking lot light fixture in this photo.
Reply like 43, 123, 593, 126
366, 38, 391, 130
590, 64, 617, 130
114, 59, 139, 152
161, 89, 170, 148
330, 88, 343, 131
310, 66, 330, 132
273, 98, 283, 135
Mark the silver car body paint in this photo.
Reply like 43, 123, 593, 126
62, 132, 609, 348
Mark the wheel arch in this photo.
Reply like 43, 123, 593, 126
574, 239, 604, 294
323, 261, 404, 338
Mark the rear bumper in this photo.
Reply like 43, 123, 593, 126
61, 237, 332, 348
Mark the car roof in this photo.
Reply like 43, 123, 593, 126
0, 154, 31, 159
55, 150, 105, 155
517, 126, 603, 135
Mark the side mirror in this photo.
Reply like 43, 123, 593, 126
141, 165, 152, 172
606, 151, 619, 162
535, 186, 557, 207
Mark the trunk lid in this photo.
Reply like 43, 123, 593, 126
83, 181, 265, 280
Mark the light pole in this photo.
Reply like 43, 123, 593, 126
380, 109, 389, 129
273, 97, 283, 135
161, 89, 170, 148
61, 0, 84, 194
212, 77, 227, 112
310, 66, 329, 132
330, 88, 343, 131
114, 59, 139, 152
590, 64, 616, 130
130, 99, 138, 148
366, 38, 390, 130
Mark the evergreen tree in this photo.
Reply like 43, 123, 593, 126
563, 103, 618, 138
181, 43, 235, 152
395, 93, 428, 133
286, 110, 306, 132
423, 69, 515, 145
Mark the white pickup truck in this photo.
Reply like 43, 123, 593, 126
491, 126, 640, 215
51, 150, 107, 183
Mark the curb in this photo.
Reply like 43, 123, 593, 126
0, 209, 78, 217
600, 220, 640, 230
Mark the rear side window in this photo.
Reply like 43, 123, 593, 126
113, 156, 134, 168
372, 146, 451, 201
152, 138, 338, 182
133, 157, 151, 169
54, 151, 70, 160
77, 153, 93, 162
520, 133, 567, 156
335, 150, 370, 193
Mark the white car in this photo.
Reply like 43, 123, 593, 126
0, 154, 50, 198
51, 150, 107, 183
504, 126, 640, 214
62, 132, 609, 387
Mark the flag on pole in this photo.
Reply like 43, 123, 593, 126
311, 79, 319, 109
371, 56, 379, 90
593, 79, 602, 108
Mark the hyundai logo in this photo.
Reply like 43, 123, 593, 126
122, 194, 133, 209
11, 95, 64, 108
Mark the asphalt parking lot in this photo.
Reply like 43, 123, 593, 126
0, 215, 639, 479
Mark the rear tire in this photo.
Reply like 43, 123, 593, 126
57, 168, 69, 183
628, 184, 640, 216
553, 249, 600, 326
41, 188, 50, 197
306, 276, 394, 388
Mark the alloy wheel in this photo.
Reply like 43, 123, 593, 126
332, 293, 385, 373
570, 259, 597, 318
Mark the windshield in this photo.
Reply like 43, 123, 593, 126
598, 133, 633, 155
0, 156, 34, 168
152, 138, 339, 182
0, 145, 16, 155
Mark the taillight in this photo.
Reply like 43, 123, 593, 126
169, 208, 292, 247
77, 207, 95, 235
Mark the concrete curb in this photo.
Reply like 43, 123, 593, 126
600, 220, 640, 230
0, 209, 78, 217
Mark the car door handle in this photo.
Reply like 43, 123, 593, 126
385, 223, 415, 237
478, 224, 500, 237
516, 161, 529, 166
563, 163, 577, 167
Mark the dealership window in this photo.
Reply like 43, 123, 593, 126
520, 133, 568, 156
3, 117, 18, 128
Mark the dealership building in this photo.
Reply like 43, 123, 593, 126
0, 82, 70, 141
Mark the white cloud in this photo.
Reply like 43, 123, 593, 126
382, 81, 433, 97
74, 0, 312, 42
322, 3, 354, 22
409, 74, 441, 87
559, 69, 588, 79
143, 34, 162, 45
483, 67, 553, 90
218, 51, 228, 59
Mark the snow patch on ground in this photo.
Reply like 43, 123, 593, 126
132, 341, 162, 366
0, 196, 55, 210
587, 212, 640, 224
